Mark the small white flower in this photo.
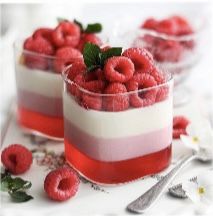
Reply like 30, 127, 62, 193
182, 170, 213, 208
180, 119, 213, 153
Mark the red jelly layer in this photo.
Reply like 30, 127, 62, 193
64, 139, 172, 184
18, 106, 64, 139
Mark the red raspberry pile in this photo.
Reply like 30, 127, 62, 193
23, 20, 102, 72
139, 15, 194, 63
67, 44, 170, 112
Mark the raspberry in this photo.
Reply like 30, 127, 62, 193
67, 61, 86, 81
173, 116, 190, 139
103, 83, 129, 111
155, 19, 178, 35
24, 36, 54, 55
142, 34, 157, 46
95, 68, 106, 81
126, 73, 157, 108
150, 67, 166, 84
68, 73, 85, 98
81, 69, 106, 82
44, 167, 79, 201
84, 80, 106, 93
1, 144, 32, 175
148, 67, 169, 103
52, 21, 80, 48
122, 48, 153, 73
53, 46, 82, 73
171, 16, 193, 35
33, 28, 54, 44
77, 33, 102, 52
155, 86, 169, 103
81, 94, 102, 111
23, 36, 54, 70
141, 18, 158, 30
154, 39, 183, 62
104, 56, 134, 83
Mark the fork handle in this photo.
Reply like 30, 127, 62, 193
127, 154, 197, 213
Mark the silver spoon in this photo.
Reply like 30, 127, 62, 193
127, 147, 212, 214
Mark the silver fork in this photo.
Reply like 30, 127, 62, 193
127, 148, 212, 214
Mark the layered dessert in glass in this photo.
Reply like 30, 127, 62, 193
14, 19, 103, 139
63, 44, 173, 184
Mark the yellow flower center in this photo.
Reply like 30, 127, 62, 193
198, 187, 205, 195
192, 136, 199, 143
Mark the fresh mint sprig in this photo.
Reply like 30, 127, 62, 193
74, 19, 102, 33
1, 170, 33, 202
83, 43, 122, 72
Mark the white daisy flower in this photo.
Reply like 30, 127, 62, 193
180, 119, 213, 153
182, 170, 213, 213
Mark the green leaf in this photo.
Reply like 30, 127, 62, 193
83, 43, 101, 70
73, 19, 84, 32
87, 65, 100, 72
1, 175, 13, 192
1, 170, 33, 202
85, 23, 102, 33
1, 169, 11, 180
10, 178, 32, 191
57, 17, 69, 23
100, 47, 122, 67
9, 191, 33, 203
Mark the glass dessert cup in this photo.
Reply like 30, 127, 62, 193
62, 65, 174, 185
113, 17, 207, 106
14, 39, 82, 140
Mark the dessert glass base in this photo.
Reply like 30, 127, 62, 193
65, 140, 171, 185
17, 106, 64, 140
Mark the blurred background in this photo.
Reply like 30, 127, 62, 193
1, 1, 213, 127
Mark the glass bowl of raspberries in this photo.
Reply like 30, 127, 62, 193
14, 19, 104, 140
62, 44, 173, 184
116, 15, 207, 106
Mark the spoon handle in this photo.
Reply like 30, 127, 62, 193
127, 154, 197, 213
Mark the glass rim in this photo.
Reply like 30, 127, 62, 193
14, 38, 59, 60
13, 35, 109, 60
138, 17, 207, 42
138, 28, 202, 41
62, 64, 173, 97
13, 39, 83, 60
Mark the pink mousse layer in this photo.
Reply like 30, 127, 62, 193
17, 89, 63, 117
64, 119, 172, 162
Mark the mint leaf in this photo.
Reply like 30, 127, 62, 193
1, 174, 13, 191
1, 170, 33, 202
1, 169, 10, 179
85, 23, 102, 33
10, 178, 32, 191
9, 191, 33, 203
57, 17, 69, 23
83, 43, 101, 71
100, 47, 122, 66
83, 43, 123, 72
73, 19, 84, 32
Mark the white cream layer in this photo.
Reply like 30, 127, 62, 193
15, 64, 63, 98
63, 91, 173, 139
